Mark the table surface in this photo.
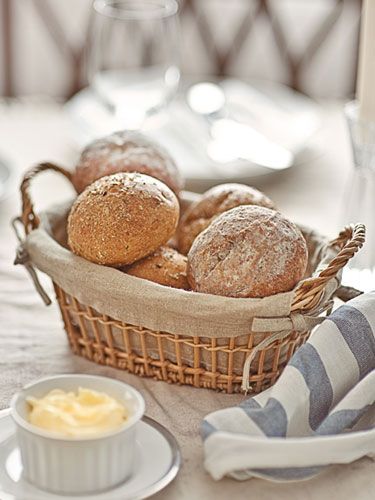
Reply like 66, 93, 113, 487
0, 99, 374, 500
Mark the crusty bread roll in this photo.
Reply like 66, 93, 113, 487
125, 246, 189, 289
187, 205, 307, 298
177, 183, 275, 254
72, 130, 184, 195
68, 173, 179, 266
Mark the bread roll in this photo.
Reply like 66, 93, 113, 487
68, 173, 179, 266
73, 131, 184, 195
187, 205, 307, 298
125, 246, 189, 289
177, 183, 275, 254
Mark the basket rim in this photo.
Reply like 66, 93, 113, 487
20, 206, 336, 341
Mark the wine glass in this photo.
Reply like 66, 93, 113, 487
88, 0, 181, 130
341, 101, 375, 292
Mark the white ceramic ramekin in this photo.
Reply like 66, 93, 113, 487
10, 374, 145, 495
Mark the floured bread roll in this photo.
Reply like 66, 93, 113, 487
187, 205, 307, 298
125, 246, 189, 289
177, 183, 275, 254
68, 173, 179, 266
72, 130, 184, 195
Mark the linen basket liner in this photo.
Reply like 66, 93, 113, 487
25, 200, 339, 339
19, 199, 341, 377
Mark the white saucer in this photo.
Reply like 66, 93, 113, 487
0, 409, 181, 500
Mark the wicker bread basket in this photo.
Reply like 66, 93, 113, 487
15, 163, 365, 394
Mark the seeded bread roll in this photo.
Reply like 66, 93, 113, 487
125, 246, 189, 289
68, 173, 179, 266
72, 130, 184, 195
177, 183, 276, 254
187, 205, 307, 298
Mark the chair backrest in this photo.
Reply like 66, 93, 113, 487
0, 0, 362, 99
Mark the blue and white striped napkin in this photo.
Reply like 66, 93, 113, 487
201, 292, 375, 481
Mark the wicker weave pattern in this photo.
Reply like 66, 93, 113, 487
54, 285, 310, 393
19, 163, 366, 393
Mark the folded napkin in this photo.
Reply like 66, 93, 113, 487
202, 292, 375, 481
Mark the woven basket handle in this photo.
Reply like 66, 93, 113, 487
292, 224, 366, 311
21, 162, 73, 234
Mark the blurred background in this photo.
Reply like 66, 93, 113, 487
0, 0, 362, 99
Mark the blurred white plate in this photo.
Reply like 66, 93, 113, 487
0, 409, 180, 500
66, 78, 320, 190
